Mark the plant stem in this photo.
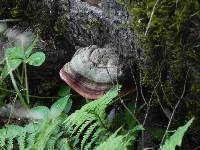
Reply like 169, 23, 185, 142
6, 57, 26, 106
160, 70, 189, 145
6, 94, 18, 124
21, 39, 30, 104
15, 69, 23, 85
24, 61, 30, 104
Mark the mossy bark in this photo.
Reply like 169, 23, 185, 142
1, 0, 200, 147
128, 0, 200, 148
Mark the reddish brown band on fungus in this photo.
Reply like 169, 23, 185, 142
60, 68, 106, 99
60, 68, 136, 99
81, 0, 101, 8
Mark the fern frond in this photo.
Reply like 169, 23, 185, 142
73, 120, 94, 147
0, 95, 71, 150
57, 138, 71, 150
64, 86, 119, 129
0, 125, 23, 148
94, 130, 130, 150
0, 117, 65, 150
0, 123, 39, 150
24, 123, 40, 150
17, 131, 26, 150
7, 137, 14, 150
160, 117, 194, 150
46, 131, 63, 150
80, 122, 99, 150
25, 133, 37, 150
63, 86, 120, 150
84, 128, 107, 150
66, 111, 96, 134
32, 117, 62, 150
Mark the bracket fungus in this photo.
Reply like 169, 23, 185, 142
60, 45, 135, 99
81, 0, 101, 8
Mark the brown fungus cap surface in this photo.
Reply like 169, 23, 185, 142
60, 45, 135, 99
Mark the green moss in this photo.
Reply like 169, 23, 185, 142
114, 23, 129, 29
86, 20, 101, 30
1, 1, 18, 18
9, 7, 23, 17
127, 0, 200, 133
128, 0, 200, 89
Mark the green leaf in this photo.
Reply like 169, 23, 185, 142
63, 98, 72, 114
27, 52, 45, 66
49, 95, 71, 119
1, 46, 24, 79
132, 125, 145, 132
30, 106, 50, 120
6, 47, 24, 59
25, 37, 38, 58
8, 58, 23, 69
160, 117, 195, 150
1, 59, 22, 79
95, 129, 129, 150
58, 86, 71, 97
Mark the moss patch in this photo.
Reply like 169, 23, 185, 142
127, 0, 200, 146
86, 20, 101, 30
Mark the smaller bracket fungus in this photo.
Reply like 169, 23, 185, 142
81, 0, 101, 8
60, 45, 135, 99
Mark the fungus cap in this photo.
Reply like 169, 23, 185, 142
82, 0, 101, 7
60, 45, 134, 99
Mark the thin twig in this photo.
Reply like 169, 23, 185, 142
130, 66, 139, 114
193, 145, 200, 150
142, 78, 160, 125
0, 19, 22, 22
120, 97, 140, 125
141, 74, 160, 149
139, 65, 147, 105
145, 0, 160, 36
155, 91, 171, 120
160, 70, 189, 145
176, 0, 179, 8
160, 82, 173, 109
6, 94, 18, 124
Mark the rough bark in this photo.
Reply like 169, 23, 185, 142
1, 0, 200, 149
